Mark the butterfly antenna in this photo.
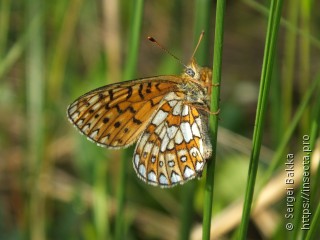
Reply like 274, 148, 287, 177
191, 31, 205, 60
148, 36, 188, 68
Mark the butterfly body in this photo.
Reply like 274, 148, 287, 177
68, 59, 213, 187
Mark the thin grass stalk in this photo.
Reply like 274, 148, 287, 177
298, 0, 311, 134
115, 1, 144, 239
193, 0, 211, 65
0, 14, 37, 79
26, 1, 45, 239
270, 61, 281, 147
238, 0, 284, 238
47, 0, 83, 100
296, 84, 320, 239
281, 0, 299, 139
305, 200, 320, 240
93, 160, 110, 239
261, 76, 320, 186
202, 0, 225, 239
0, 0, 10, 58
179, 1, 212, 240
243, 0, 320, 49
310, 84, 320, 207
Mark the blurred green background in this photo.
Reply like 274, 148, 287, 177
1, 0, 319, 239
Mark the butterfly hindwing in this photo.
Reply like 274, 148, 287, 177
133, 92, 212, 187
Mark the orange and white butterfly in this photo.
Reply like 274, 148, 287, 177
67, 33, 214, 187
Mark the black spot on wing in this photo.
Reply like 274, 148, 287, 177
133, 117, 142, 125
108, 89, 114, 100
103, 117, 109, 124
114, 121, 121, 128
127, 106, 136, 113
138, 84, 144, 100
115, 105, 123, 113
126, 86, 133, 99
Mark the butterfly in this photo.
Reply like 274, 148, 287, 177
67, 33, 215, 187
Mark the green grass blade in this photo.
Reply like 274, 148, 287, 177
0, 12, 40, 79
193, 0, 212, 64
179, 1, 212, 239
93, 160, 110, 240
261, 75, 320, 185
243, 0, 320, 49
115, 1, 144, 239
202, 0, 225, 239
26, 1, 45, 239
305, 201, 320, 240
0, 0, 11, 58
238, 0, 284, 238
297, 80, 320, 239
281, 0, 299, 139
310, 84, 320, 207
47, 0, 84, 100
298, 0, 311, 134
122, 0, 144, 81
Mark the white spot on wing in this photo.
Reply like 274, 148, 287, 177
159, 126, 166, 139
69, 104, 77, 115
181, 122, 193, 142
184, 166, 195, 178
138, 164, 146, 177
167, 125, 178, 139
175, 130, 184, 144
82, 124, 90, 134
180, 156, 187, 162
171, 172, 181, 183
70, 112, 79, 121
172, 101, 182, 116
159, 174, 168, 185
148, 171, 157, 182
168, 100, 177, 107
155, 121, 165, 134
100, 135, 109, 143
134, 154, 140, 168
192, 122, 201, 138
152, 110, 168, 125
77, 119, 84, 127
151, 156, 156, 163
168, 160, 175, 167
88, 95, 99, 105
167, 140, 175, 150
160, 134, 170, 152
195, 161, 204, 171
144, 142, 153, 154
182, 105, 189, 116
195, 116, 202, 126
90, 129, 99, 139
139, 133, 150, 147
190, 147, 200, 157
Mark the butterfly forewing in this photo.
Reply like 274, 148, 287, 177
67, 76, 181, 148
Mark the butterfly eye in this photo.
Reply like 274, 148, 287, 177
185, 68, 195, 77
